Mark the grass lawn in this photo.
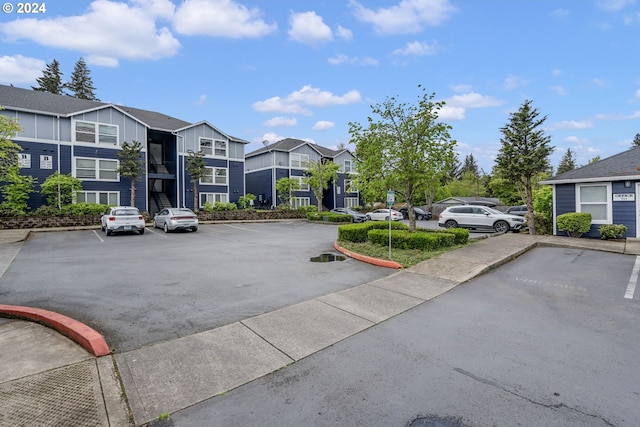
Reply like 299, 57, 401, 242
337, 240, 470, 268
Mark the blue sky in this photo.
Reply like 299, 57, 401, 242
1, 0, 639, 173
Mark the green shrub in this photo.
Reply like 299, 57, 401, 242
297, 205, 317, 213
533, 212, 553, 235
416, 227, 469, 245
308, 212, 352, 222
213, 202, 237, 211
368, 229, 455, 250
598, 224, 627, 240
62, 203, 109, 215
337, 221, 408, 243
31, 205, 65, 217
556, 212, 592, 237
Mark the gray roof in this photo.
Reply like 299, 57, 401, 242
1, 84, 196, 132
246, 137, 340, 158
543, 146, 640, 184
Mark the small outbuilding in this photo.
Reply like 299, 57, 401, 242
540, 146, 640, 238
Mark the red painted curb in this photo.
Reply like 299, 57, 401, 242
0, 305, 110, 357
334, 242, 403, 269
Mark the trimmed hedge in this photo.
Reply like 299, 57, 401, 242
368, 229, 455, 250
416, 227, 469, 245
307, 212, 352, 223
337, 221, 409, 243
557, 212, 592, 237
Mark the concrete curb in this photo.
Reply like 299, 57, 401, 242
0, 304, 110, 357
333, 242, 403, 269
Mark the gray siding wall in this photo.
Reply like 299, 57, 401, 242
246, 152, 274, 171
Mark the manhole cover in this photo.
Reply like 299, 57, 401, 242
310, 253, 346, 262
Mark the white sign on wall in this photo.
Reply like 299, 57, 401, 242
613, 193, 635, 202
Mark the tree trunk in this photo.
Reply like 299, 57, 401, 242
525, 177, 536, 235
130, 178, 136, 207
193, 181, 198, 212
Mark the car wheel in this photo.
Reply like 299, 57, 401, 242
191, 226, 198, 232
100, 223, 105, 231
139, 228, 145, 235
106, 229, 112, 236
153, 220, 158, 229
384, 216, 389, 221
444, 220, 458, 228
417, 214, 424, 220
164, 223, 169, 233
366, 215, 371, 221
494, 220, 509, 233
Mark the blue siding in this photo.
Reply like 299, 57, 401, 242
245, 169, 272, 207
228, 160, 244, 203
611, 181, 636, 238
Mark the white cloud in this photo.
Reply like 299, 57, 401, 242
263, 117, 298, 127
253, 85, 362, 115
437, 106, 466, 120
550, 8, 570, 18
0, 0, 181, 66
550, 85, 567, 96
595, 111, 640, 120
335, 25, 353, 41
0, 55, 46, 84
451, 84, 472, 93
174, 0, 276, 38
288, 11, 333, 46
312, 120, 334, 131
328, 54, 379, 66
592, 77, 609, 86
349, 0, 457, 34
597, 0, 635, 12
503, 74, 529, 90
634, 89, 640, 99
195, 94, 207, 106
392, 40, 438, 56
552, 69, 563, 77
444, 92, 505, 108
256, 132, 286, 145
550, 120, 594, 130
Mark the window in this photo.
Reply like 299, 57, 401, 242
40, 155, 53, 169
199, 138, 213, 155
293, 176, 309, 191
18, 153, 30, 168
200, 192, 228, 207
74, 121, 118, 145
290, 153, 309, 168
77, 191, 119, 205
345, 197, 359, 208
577, 184, 610, 223
74, 158, 118, 181
291, 197, 310, 209
344, 160, 355, 173
344, 179, 357, 193
199, 167, 227, 185
215, 140, 227, 157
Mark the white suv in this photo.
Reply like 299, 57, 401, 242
438, 205, 526, 233
101, 206, 146, 236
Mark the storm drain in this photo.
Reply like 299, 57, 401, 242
0, 359, 105, 427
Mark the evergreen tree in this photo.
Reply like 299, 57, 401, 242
459, 153, 480, 177
32, 59, 64, 95
633, 133, 640, 147
494, 99, 554, 235
117, 141, 145, 207
556, 148, 577, 175
65, 57, 99, 100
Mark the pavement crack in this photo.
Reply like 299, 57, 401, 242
452, 367, 615, 426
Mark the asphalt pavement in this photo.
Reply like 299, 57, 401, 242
1, 226, 639, 426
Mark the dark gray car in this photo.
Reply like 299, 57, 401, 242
330, 208, 368, 223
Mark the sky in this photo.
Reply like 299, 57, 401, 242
1, 0, 639, 173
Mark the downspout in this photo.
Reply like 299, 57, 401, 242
57, 115, 61, 209
272, 150, 276, 208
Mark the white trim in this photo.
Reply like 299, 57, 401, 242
199, 166, 228, 185
541, 175, 640, 185
200, 192, 229, 207
636, 183, 640, 238
76, 191, 120, 205
575, 182, 612, 224
551, 184, 557, 236
72, 119, 119, 145
73, 157, 119, 181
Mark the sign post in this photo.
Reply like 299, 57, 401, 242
386, 190, 395, 260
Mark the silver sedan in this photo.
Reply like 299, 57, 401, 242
153, 208, 199, 233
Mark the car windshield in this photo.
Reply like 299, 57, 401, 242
172, 209, 194, 215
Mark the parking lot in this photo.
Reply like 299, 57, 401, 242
0, 221, 394, 352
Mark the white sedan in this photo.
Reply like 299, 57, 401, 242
365, 208, 403, 221
100, 206, 145, 236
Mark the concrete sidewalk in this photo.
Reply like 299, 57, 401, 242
1, 229, 638, 426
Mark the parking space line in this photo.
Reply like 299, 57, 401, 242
92, 230, 104, 243
624, 256, 640, 299
145, 228, 168, 238
223, 224, 260, 232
